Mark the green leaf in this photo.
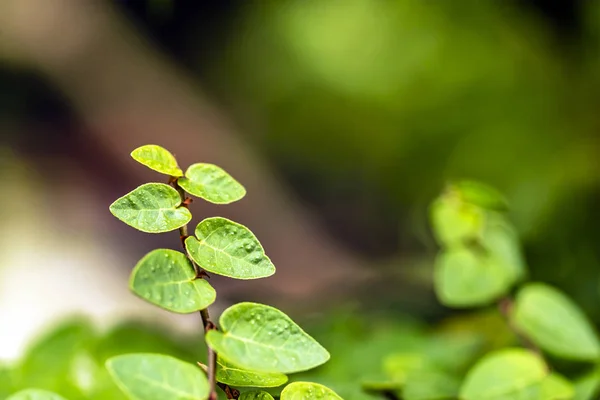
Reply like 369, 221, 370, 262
216, 358, 287, 388
185, 217, 275, 279
129, 249, 216, 313
105, 353, 209, 400
479, 215, 526, 283
403, 370, 460, 400
512, 283, 600, 361
430, 197, 483, 247
178, 163, 246, 204
205, 302, 330, 374
540, 374, 574, 400
6, 389, 68, 400
110, 183, 191, 233
239, 391, 275, 400
573, 369, 600, 400
130, 145, 183, 177
453, 180, 508, 210
280, 382, 343, 399
460, 348, 548, 400
434, 247, 512, 307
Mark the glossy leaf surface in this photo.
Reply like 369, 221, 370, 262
513, 283, 600, 361
130, 249, 216, 313
239, 391, 275, 400
186, 217, 275, 279
205, 303, 330, 373
460, 349, 547, 400
178, 163, 246, 204
130, 145, 183, 177
106, 353, 209, 400
216, 358, 287, 388
280, 382, 343, 399
109, 183, 191, 233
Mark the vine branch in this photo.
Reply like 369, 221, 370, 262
171, 178, 236, 400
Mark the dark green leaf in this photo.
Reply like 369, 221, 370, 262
185, 217, 275, 279
130, 145, 183, 177
109, 183, 191, 233
178, 163, 246, 204
129, 249, 216, 313
205, 302, 330, 374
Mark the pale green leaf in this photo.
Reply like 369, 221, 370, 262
6, 389, 68, 400
460, 348, 548, 400
130, 145, 183, 177
216, 358, 287, 388
573, 369, 600, 400
540, 373, 574, 400
129, 249, 216, 313
105, 353, 209, 400
281, 382, 342, 399
480, 215, 526, 282
178, 163, 246, 204
110, 183, 191, 233
512, 283, 600, 361
205, 303, 330, 374
434, 248, 513, 307
430, 197, 483, 247
239, 391, 275, 400
185, 217, 275, 279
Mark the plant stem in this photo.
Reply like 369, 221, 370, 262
172, 179, 220, 399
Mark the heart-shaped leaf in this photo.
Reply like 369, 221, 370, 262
6, 389, 68, 400
110, 183, 191, 233
216, 358, 287, 388
130, 145, 183, 177
106, 353, 209, 400
239, 391, 275, 400
280, 382, 342, 399
130, 249, 216, 313
185, 217, 275, 279
205, 303, 330, 374
178, 163, 246, 204
434, 248, 513, 307
512, 283, 600, 361
460, 348, 548, 400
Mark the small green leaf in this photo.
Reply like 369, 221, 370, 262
479, 215, 526, 283
460, 348, 547, 400
178, 163, 246, 204
403, 370, 460, 400
512, 283, 600, 361
280, 382, 343, 399
205, 303, 330, 374
239, 391, 275, 400
430, 197, 483, 247
105, 353, 209, 400
216, 358, 287, 388
110, 183, 191, 233
130, 145, 183, 177
573, 369, 600, 400
434, 248, 512, 307
453, 180, 508, 210
129, 249, 216, 313
540, 373, 574, 400
185, 217, 275, 279
6, 389, 68, 400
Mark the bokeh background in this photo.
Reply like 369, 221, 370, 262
2, 0, 600, 398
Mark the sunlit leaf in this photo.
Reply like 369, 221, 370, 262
453, 180, 508, 211
6, 389, 68, 400
216, 358, 287, 388
239, 391, 275, 400
178, 163, 246, 204
573, 369, 600, 400
540, 373, 574, 400
185, 217, 275, 279
430, 197, 483, 247
280, 382, 342, 399
130, 145, 183, 177
460, 348, 547, 400
479, 215, 526, 282
105, 353, 209, 400
205, 302, 330, 374
434, 247, 513, 307
129, 249, 216, 313
109, 183, 191, 233
512, 283, 600, 361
